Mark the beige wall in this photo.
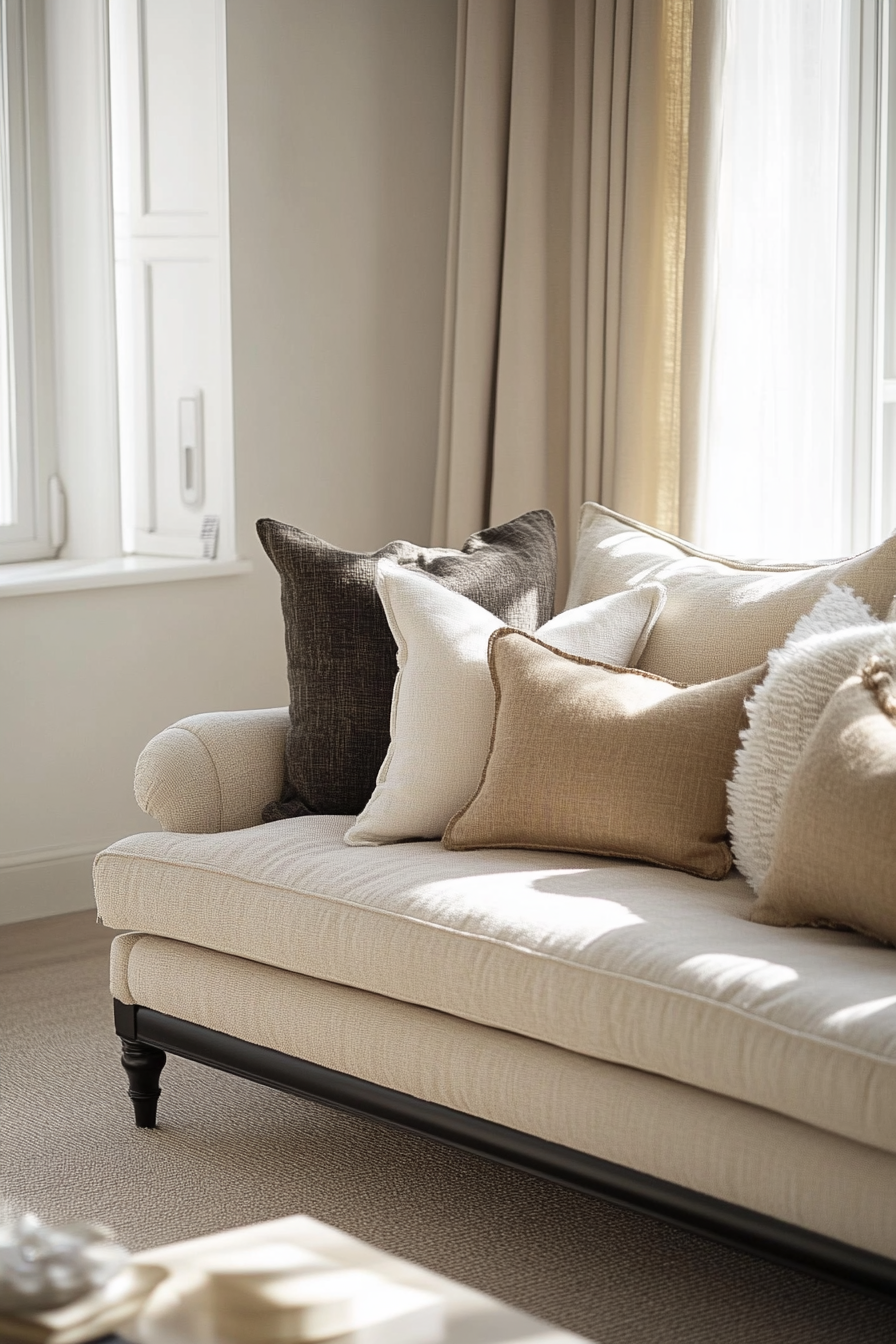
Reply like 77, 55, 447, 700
0, 0, 457, 922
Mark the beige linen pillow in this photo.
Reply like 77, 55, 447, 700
751, 650, 896, 944
443, 631, 764, 880
565, 502, 896, 683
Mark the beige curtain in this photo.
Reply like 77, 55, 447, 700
432, 0, 717, 593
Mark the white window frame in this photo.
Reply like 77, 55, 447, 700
838, 0, 888, 555
110, 0, 236, 563
864, 0, 896, 549
0, 0, 57, 563
0, 0, 244, 592
811, 0, 895, 553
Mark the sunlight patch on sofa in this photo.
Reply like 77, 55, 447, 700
823, 996, 896, 1030
677, 952, 799, 995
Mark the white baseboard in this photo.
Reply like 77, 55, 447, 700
0, 843, 108, 924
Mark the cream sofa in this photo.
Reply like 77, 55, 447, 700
93, 705, 896, 1298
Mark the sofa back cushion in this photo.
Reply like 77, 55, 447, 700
443, 629, 763, 880
566, 503, 896, 683
257, 511, 557, 817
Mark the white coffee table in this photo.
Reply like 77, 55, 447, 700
123, 1214, 588, 1343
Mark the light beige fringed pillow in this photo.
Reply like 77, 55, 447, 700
443, 630, 765, 880
751, 652, 896, 945
566, 502, 896, 683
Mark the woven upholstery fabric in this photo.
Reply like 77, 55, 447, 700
134, 708, 289, 833
753, 663, 896, 945
94, 815, 896, 1154
566, 502, 896, 683
257, 511, 557, 817
728, 585, 889, 891
344, 564, 664, 845
443, 632, 763, 879
110, 934, 896, 1259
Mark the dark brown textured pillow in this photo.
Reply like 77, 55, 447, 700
257, 511, 557, 818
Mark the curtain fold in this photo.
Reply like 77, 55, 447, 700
433, 0, 712, 593
432, 0, 515, 552
678, 0, 725, 544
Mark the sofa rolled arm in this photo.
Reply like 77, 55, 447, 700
134, 707, 290, 833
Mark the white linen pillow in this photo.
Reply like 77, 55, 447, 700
343, 563, 665, 846
728, 583, 891, 892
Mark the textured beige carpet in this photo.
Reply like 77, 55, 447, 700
2, 911, 895, 1344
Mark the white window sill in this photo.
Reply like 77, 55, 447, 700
0, 554, 252, 597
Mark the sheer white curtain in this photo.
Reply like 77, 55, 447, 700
687, 0, 850, 560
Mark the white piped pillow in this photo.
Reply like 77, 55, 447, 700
728, 583, 892, 891
344, 562, 666, 846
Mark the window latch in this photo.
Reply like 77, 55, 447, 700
49, 474, 66, 553
178, 390, 204, 508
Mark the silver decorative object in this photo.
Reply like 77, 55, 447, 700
0, 1213, 130, 1312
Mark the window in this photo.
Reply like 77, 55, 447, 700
688, 0, 895, 562
0, 0, 57, 563
0, 0, 236, 577
109, 0, 235, 562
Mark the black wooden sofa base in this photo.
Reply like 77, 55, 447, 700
113, 999, 896, 1304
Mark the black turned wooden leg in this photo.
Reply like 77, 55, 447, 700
120, 1039, 166, 1128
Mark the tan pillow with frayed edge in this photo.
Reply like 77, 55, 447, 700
443, 630, 765, 880
566, 502, 896, 683
751, 650, 896, 945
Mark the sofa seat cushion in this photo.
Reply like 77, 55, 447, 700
94, 816, 896, 1156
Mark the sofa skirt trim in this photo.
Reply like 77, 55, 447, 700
113, 999, 896, 1303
